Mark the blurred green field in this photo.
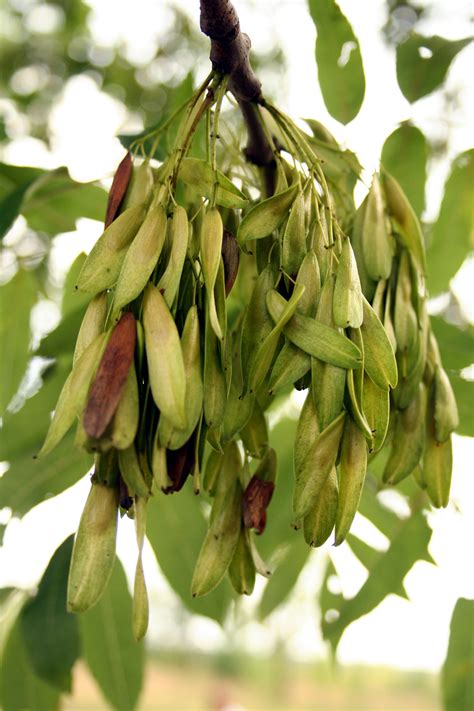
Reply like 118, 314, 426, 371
64, 651, 439, 711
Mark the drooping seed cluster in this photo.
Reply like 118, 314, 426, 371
38, 77, 457, 638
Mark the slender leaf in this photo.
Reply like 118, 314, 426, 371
21, 536, 80, 693
381, 124, 428, 216
0, 269, 36, 414
427, 149, 474, 295
396, 33, 473, 103
79, 560, 144, 711
146, 483, 234, 623
308, 0, 365, 124
442, 598, 474, 711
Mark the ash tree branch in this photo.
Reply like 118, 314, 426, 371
199, 0, 275, 175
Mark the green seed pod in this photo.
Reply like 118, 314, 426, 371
201, 207, 224, 340
228, 528, 256, 595
267, 289, 362, 369
423, 410, 452, 509
269, 342, 311, 394
118, 444, 150, 498
383, 283, 397, 354
349, 196, 376, 301
334, 416, 368, 545
222, 329, 255, 442
110, 362, 139, 451
394, 251, 418, 355
360, 297, 398, 391
143, 283, 187, 430
433, 366, 459, 442
67, 482, 118, 613
94, 450, 120, 487
178, 157, 248, 209
240, 402, 268, 459
151, 435, 172, 492
157, 206, 189, 308
73, 293, 108, 366
311, 217, 330, 284
381, 171, 426, 275
241, 264, 277, 389
383, 383, 427, 485
191, 482, 242, 597
237, 183, 299, 242
203, 300, 227, 431
122, 161, 154, 210
282, 191, 306, 276
112, 203, 167, 318
293, 411, 345, 520
362, 173, 393, 281
362, 374, 390, 452
303, 468, 338, 547
249, 283, 305, 393
38, 332, 108, 457
294, 390, 320, 477
158, 305, 203, 450
295, 249, 321, 316
333, 238, 363, 328
132, 496, 149, 641
76, 204, 146, 294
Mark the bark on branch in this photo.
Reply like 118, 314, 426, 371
199, 0, 275, 173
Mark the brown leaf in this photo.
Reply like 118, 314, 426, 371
242, 475, 275, 534
104, 152, 133, 228
83, 312, 136, 438
221, 230, 240, 296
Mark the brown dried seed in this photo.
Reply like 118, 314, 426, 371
163, 431, 196, 494
104, 152, 133, 228
242, 475, 275, 534
221, 229, 240, 296
83, 312, 136, 438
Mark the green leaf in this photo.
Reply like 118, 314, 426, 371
0, 181, 36, 240
0, 357, 72, 462
381, 124, 428, 216
0, 618, 60, 711
449, 375, 474, 437
431, 317, 474, 372
146, 483, 234, 623
20, 536, 80, 693
79, 560, 144, 711
22, 168, 107, 235
427, 150, 474, 295
0, 269, 36, 414
258, 540, 310, 620
0, 163, 43, 202
396, 34, 473, 103
442, 598, 474, 711
308, 0, 365, 124
322, 509, 433, 651
0, 432, 92, 517
36, 308, 86, 360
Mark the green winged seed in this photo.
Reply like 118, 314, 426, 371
423, 419, 452, 509
38, 332, 107, 457
362, 173, 393, 281
360, 296, 398, 391
333, 238, 363, 328
201, 207, 224, 340
362, 374, 390, 452
295, 391, 320, 476
241, 264, 277, 383
269, 342, 311, 394
240, 402, 268, 459
112, 203, 167, 318
295, 249, 321, 316
179, 158, 248, 209
282, 191, 306, 276
73, 293, 108, 366
335, 416, 368, 545
237, 183, 299, 242
394, 251, 418, 354
191, 482, 242, 597
157, 206, 189, 308
434, 366, 459, 442
382, 171, 426, 275
350, 196, 376, 301
249, 283, 305, 393
293, 411, 346, 520
132, 496, 149, 641
76, 204, 146, 293
383, 383, 427, 485
143, 284, 187, 430
122, 161, 154, 210
228, 528, 256, 596
158, 305, 203, 450
67, 482, 118, 613
110, 361, 139, 450
303, 468, 338, 547
151, 436, 172, 492
203, 303, 227, 430
118, 444, 150, 498
266, 290, 362, 369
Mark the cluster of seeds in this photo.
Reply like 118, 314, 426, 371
38, 73, 457, 638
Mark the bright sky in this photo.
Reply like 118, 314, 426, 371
1, 0, 473, 674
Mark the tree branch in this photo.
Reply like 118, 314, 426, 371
199, 0, 275, 178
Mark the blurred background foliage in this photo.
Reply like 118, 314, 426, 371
0, 0, 473, 709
